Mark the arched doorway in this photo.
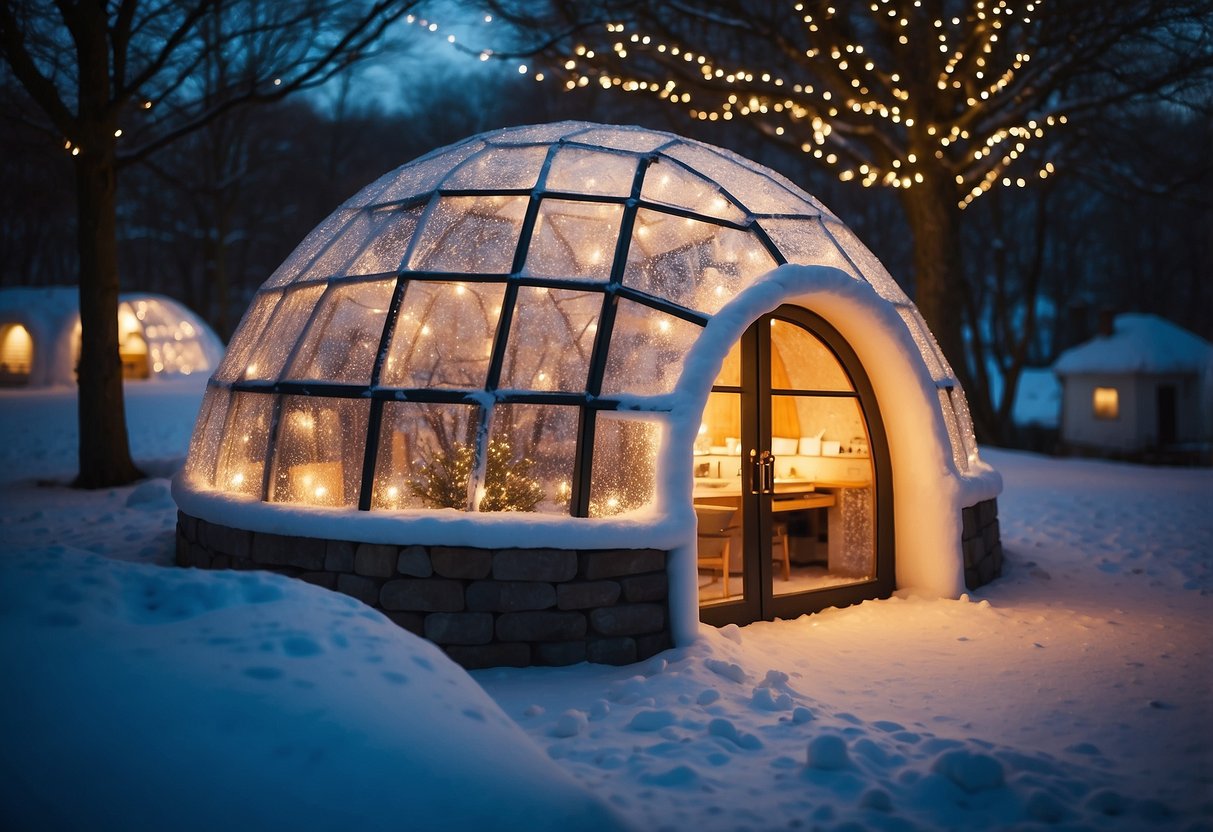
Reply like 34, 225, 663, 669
695, 305, 893, 626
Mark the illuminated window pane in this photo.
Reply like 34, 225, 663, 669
938, 389, 969, 472
444, 145, 548, 191
822, 220, 910, 304
269, 396, 370, 508
896, 306, 951, 383
499, 287, 599, 392
664, 142, 814, 215
347, 204, 425, 276
0, 322, 33, 383
284, 278, 396, 384
183, 386, 230, 488
1093, 387, 1119, 420
215, 392, 274, 498
483, 404, 580, 514
371, 141, 485, 204
641, 159, 746, 222
370, 402, 480, 511
589, 414, 662, 517
380, 280, 505, 389
545, 146, 637, 196
242, 284, 327, 382
757, 217, 857, 276
601, 300, 702, 396
523, 200, 623, 281
263, 209, 355, 289
408, 195, 528, 274
770, 318, 853, 392
214, 292, 280, 383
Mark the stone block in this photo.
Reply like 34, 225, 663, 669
961, 507, 979, 540
355, 543, 398, 578
587, 637, 637, 666
397, 545, 433, 577
978, 551, 998, 585
431, 547, 493, 580
199, 521, 251, 560
380, 578, 464, 612
445, 643, 531, 670
254, 532, 325, 571
964, 567, 980, 591
619, 572, 668, 603
186, 541, 211, 569
962, 536, 981, 569
337, 574, 380, 606
386, 611, 426, 637
579, 549, 665, 580
557, 581, 621, 610
425, 612, 495, 645
496, 611, 587, 643
210, 555, 231, 570
299, 571, 337, 590
493, 548, 578, 582
590, 603, 665, 637
979, 499, 998, 526
466, 581, 555, 612
534, 641, 588, 667
982, 519, 1001, 551
324, 540, 356, 573
177, 512, 198, 543
636, 631, 673, 661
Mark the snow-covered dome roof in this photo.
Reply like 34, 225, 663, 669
1054, 313, 1213, 376
0, 286, 224, 387
182, 121, 978, 522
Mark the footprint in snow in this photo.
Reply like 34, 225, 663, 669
704, 657, 747, 683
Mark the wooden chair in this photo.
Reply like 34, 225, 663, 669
694, 504, 736, 599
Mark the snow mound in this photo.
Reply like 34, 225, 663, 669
1054, 313, 1212, 376
0, 547, 628, 832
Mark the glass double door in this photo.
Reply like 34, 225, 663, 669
695, 306, 892, 626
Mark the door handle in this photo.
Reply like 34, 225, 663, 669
750, 449, 775, 494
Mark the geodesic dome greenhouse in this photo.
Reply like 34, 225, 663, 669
174, 121, 1002, 668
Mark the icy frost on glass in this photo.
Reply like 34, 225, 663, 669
269, 395, 370, 508
589, 414, 661, 517
215, 391, 275, 498
950, 386, 980, 469
183, 386, 230, 488
758, 218, 858, 275
937, 388, 969, 473
380, 280, 504, 389
284, 278, 396, 384
408, 195, 528, 274
483, 122, 586, 145
896, 306, 952, 383
263, 210, 356, 289
523, 200, 623, 281
545, 147, 637, 197
214, 291, 281, 382
483, 404, 580, 514
241, 284, 327, 382
664, 143, 815, 216
133, 297, 210, 376
641, 159, 746, 222
567, 126, 673, 153
370, 141, 484, 205
444, 145, 549, 192
625, 210, 776, 314
601, 300, 703, 396
371, 402, 480, 511
347, 205, 424, 276
500, 287, 599, 392
821, 220, 910, 304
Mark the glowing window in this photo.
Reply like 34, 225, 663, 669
1093, 387, 1119, 420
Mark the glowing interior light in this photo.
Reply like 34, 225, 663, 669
606, 496, 620, 510
230, 472, 245, 487
314, 486, 328, 499
657, 319, 672, 334
454, 283, 466, 295
420, 324, 431, 336
698, 422, 708, 435
386, 486, 400, 500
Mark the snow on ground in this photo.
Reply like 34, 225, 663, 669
1, 383, 1210, 831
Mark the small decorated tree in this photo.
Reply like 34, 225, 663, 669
412, 439, 544, 512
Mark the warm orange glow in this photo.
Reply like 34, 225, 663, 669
1093, 387, 1119, 420
0, 323, 34, 380
288, 462, 344, 506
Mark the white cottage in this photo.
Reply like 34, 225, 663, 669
173, 122, 1003, 668
1054, 313, 1213, 459
0, 287, 224, 387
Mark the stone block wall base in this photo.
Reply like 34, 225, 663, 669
176, 512, 671, 670
961, 498, 1003, 590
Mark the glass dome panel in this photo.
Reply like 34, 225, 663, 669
215, 391, 275, 498
214, 291, 282, 382
283, 278, 396, 385
663, 143, 816, 216
347, 204, 425, 276
896, 305, 951, 383
641, 158, 746, 223
522, 199, 624, 281
370, 140, 484, 205
499, 286, 600, 392
545, 146, 638, 197
444, 145, 549, 192
566, 126, 673, 153
483, 403, 580, 514
758, 217, 858, 276
770, 319, 853, 392
371, 401, 480, 511
589, 413, 661, 517
263, 209, 355, 289
269, 395, 370, 508
821, 219, 910, 304
379, 280, 505, 389
408, 195, 528, 274
601, 300, 702, 396
242, 284, 327, 382
183, 386, 230, 488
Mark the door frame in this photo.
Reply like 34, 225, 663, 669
699, 304, 894, 627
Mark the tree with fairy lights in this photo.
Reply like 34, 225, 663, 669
478, 0, 1213, 438
413, 439, 545, 512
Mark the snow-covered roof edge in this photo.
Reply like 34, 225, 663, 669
1054, 313, 1213, 376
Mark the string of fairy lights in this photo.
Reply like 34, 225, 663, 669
398, 1, 1067, 210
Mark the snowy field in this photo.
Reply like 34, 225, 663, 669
0, 380, 1210, 831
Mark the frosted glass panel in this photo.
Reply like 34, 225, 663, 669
269, 395, 369, 508
284, 279, 396, 384
770, 319, 853, 392
347, 204, 424, 276
183, 386, 230, 488
626, 209, 777, 313
523, 200, 623, 281
408, 195, 528, 274
242, 284, 327, 382
758, 218, 858, 276
950, 387, 978, 470
371, 402, 480, 511
641, 159, 745, 222
213, 291, 281, 382
215, 392, 274, 498
589, 414, 661, 517
601, 300, 703, 396
499, 287, 599, 392
264, 210, 355, 289
938, 389, 968, 472
822, 220, 910, 304
381, 280, 505, 389
896, 306, 951, 382
568, 127, 672, 153
297, 210, 397, 282
664, 143, 814, 216
445, 145, 548, 191
371, 141, 484, 204
482, 404, 580, 514
546, 147, 637, 196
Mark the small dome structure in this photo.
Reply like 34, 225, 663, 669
0, 287, 224, 387
174, 122, 1002, 668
